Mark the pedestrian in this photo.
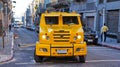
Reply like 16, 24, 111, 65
9, 24, 11, 31
101, 23, 109, 42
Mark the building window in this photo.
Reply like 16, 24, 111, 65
107, 0, 120, 2
99, 0, 104, 4
75, 0, 86, 2
0, 2, 3, 11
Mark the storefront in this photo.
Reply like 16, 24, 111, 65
107, 10, 119, 35
0, 1, 3, 36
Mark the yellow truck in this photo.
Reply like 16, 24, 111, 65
34, 11, 87, 63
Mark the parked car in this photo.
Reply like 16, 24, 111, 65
35, 26, 39, 33
31, 25, 36, 31
13, 21, 23, 28
84, 28, 98, 45
26, 25, 36, 31
14, 24, 21, 28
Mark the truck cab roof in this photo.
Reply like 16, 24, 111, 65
42, 12, 81, 16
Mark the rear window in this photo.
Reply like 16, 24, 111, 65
63, 16, 79, 25
45, 17, 58, 25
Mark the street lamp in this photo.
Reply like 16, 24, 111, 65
13, 1, 16, 3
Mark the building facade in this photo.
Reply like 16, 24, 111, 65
0, 0, 12, 36
23, 12, 26, 27
97, 0, 120, 42
0, 0, 13, 48
26, 6, 32, 28
44, 0, 50, 9
30, 0, 120, 42
70, 0, 97, 32
70, 0, 120, 42
0, 0, 4, 36
46, 0, 72, 12
31, 0, 40, 23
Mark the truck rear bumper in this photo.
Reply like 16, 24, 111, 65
35, 42, 87, 57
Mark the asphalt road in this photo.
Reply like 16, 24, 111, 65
0, 28, 120, 67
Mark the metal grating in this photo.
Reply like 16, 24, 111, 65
53, 30, 70, 42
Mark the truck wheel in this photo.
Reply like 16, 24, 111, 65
79, 56, 85, 63
34, 50, 43, 63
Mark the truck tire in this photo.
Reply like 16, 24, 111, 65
34, 50, 43, 63
79, 56, 85, 63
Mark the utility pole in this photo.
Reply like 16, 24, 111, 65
4, 3, 8, 32
1, 2, 8, 48
102, 7, 105, 26
102, 0, 107, 26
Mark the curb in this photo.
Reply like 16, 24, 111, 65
0, 33, 14, 63
0, 50, 14, 63
99, 43, 120, 50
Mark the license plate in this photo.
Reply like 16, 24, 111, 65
57, 50, 67, 54
88, 39, 93, 42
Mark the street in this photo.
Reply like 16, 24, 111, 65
1, 0, 120, 67
0, 28, 120, 67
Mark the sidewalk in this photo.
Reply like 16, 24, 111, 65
0, 32, 14, 63
98, 36, 120, 50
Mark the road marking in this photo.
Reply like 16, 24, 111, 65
15, 60, 35, 65
87, 47, 114, 50
87, 49, 113, 50
19, 44, 35, 47
19, 48, 34, 50
15, 60, 120, 65
86, 60, 120, 63
15, 62, 35, 65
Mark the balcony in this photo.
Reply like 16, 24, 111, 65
86, 2, 96, 10
1, 0, 11, 4
52, 1, 70, 9
58, 0, 70, 2
46, 1, 57, 7
70, 2, 96, 12
46, 3, 51, 8
1, 0, 12, 15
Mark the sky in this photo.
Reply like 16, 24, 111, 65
12, 0, 33, 18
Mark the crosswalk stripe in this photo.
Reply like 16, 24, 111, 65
19, 44, 35, 47
86, 60, 120, 62
19, 48, 34, 50
15, 59, 120, 65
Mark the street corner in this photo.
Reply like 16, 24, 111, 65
0, 37, 14, 63
0, 45, 14, 63
0, 54, 13, 63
